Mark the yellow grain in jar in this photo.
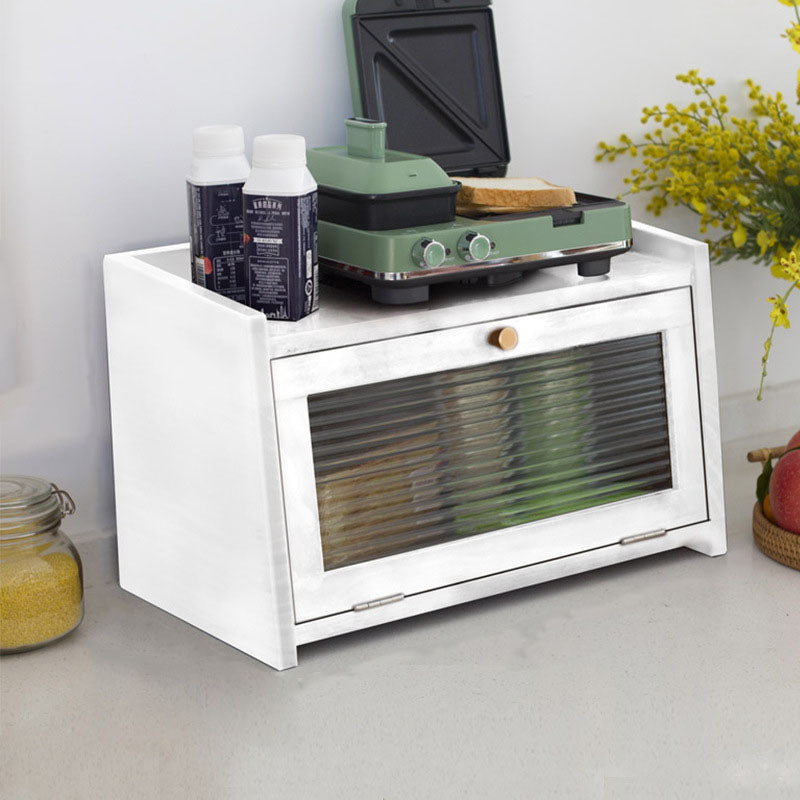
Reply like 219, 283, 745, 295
0, 476, 83, 654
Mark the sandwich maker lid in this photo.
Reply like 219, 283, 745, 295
343, 0, 509, 177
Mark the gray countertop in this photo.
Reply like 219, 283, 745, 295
2, 429, 799, 799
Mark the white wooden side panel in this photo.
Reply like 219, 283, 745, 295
103, 255, 296, 669
633, 222, 726, 556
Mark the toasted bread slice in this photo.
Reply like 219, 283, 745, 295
456, 203, 536, 216
455, 176, 576, 210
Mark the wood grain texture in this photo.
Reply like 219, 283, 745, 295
631, 222, 727, 557
746, 447, 786, 463
294, 521, 720, 645
103, 253, 296, 669
129, 243, 695, 358
273, 289, 708, 622
103, 221, 727, 666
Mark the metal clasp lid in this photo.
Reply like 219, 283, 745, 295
50, 483, 76, 518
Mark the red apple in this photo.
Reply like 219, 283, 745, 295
770, 447, 800, 534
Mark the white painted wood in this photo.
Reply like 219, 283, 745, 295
103, 252, 297, 670
274, 289, 708, 623
274, 289, 689, 398
294, 521, 718, 646
632, 223, 726, 556
103, 221, 726, 668
132, 242, 694, 359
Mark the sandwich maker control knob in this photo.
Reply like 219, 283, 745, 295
458, 232, 492, 262
412, 238, 447, 269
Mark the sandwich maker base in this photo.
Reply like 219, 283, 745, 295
319, 194, 631, 304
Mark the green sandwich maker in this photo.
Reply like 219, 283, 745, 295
307, 0, 632, 304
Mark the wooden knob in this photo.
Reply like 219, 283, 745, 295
488, 326, 518, 351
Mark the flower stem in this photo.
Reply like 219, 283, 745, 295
757, 280, 797, 400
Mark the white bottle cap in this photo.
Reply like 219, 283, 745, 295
192, 125, 245, 158
252, 134, 307, 168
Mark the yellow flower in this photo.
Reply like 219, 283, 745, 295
690, 198, 707, 214
780, 249, 800, 283
758, 230, 776, 255
772, 259, 790, 279
595, 50, 800, 400
768, 295, 791, 328
786, 25, 800, 54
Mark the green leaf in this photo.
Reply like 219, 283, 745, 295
756, 458, 773, 504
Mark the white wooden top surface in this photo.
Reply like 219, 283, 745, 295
114, 222, 704, 359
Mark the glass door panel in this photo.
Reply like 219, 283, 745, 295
309, 333, 672, 570
272, 288, 707, 623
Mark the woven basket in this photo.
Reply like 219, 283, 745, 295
752, 502, 800, 571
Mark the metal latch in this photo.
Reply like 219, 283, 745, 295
352, 593, 405, 612
50, 483, 76, 517
619, 529, 667, 546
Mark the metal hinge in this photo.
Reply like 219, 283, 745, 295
619, 529, 667, 546
352, 593, 405, 612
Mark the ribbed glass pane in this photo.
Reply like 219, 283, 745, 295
309, 333, 672, 570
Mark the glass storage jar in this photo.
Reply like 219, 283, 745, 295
0, 475, 83, 653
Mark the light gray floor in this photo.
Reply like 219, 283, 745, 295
2, 428, 799, 799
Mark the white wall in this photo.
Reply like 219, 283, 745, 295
1, 0, 797, 531
497, 0, 800, 404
